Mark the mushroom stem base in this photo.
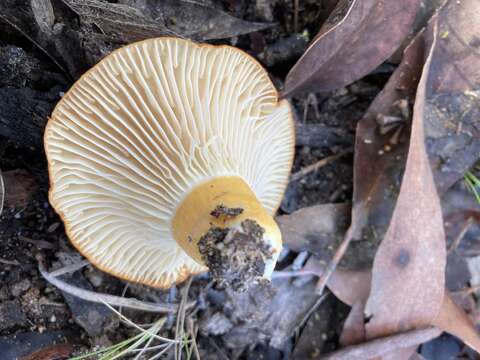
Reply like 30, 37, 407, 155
171, 176, 282, 273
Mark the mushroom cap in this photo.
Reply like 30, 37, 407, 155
45, 37, 294, 288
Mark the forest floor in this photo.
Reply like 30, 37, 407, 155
0, 1, 479, 359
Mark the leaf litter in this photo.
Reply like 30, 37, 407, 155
2, 0, 480, 358
283, 0, 422, 96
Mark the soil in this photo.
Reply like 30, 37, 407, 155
198, 219, 272, 292
2, 1, 466, 359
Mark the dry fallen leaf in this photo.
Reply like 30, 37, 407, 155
312, 25, 427, 300
117, 0, 273, 41
277, 203, 349, 254
348, 29, 426, 249
62, 0, 173, 42
277, 204, 378, 270
327, 266, 480, 355
421, 0, 480, 194
322, 327, 441, 360
433, 292, 480, 353
364, 18, 446, 339
283, 0, 421, 96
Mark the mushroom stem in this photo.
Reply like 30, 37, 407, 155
172, 177, 282, 280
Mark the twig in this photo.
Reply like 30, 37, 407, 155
290, 148, 353, 182
0, 258, 20, 266
316, 223, 356, 295
448, 217, 474, 254
39, 261, 194, 313
47, 260, 90, 277
295, 293, 328, 333
208, 337, 230, 360
0, 13, 71, 80
293, 0, 299, 33
187, 317, 201, 360
272, 269, 318, 279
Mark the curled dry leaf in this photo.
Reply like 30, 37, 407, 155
151, 0, 273, 41
432, 292, 480, 353
283, 0, 421, 96
62, 0, 174, 42
364, 19, 446, 339
348, 28, 426, 247
327, 265, 480, 354
322, 327, 441, 360
312, 23, 427, 300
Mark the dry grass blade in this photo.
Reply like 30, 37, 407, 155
39, 261, 193, 313
290, 148, 352, 182
175, 277, 194, 360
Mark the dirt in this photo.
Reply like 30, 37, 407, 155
198, 218, 273, 292
210, 205, 244, 219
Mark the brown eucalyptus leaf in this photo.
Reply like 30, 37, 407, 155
277, 204, 376, 270
422, 0, 480, 194
326, 267, 371, 307
348, 31, 425, 246
283, 0, 421, 96
327, 265, 480, 354
339, 300, 366, 346
126, 0, 273, 41
432, 292, 480, 353
277, 203, 350, 254
364, 19, 446, 339
62, 0, 173, 42
322, 327, 441, 360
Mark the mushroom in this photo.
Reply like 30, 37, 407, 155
44, 37, 294, 289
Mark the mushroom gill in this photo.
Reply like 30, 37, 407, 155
45, 37, 294, 289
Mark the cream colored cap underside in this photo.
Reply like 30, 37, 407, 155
45, 37, 294, 288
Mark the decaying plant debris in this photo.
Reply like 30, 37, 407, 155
0, 0, 479, 359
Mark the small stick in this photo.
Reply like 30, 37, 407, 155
316, 223, 356, 295
294, 0, 300, 33
290, 148, 353, 182
0, 258, 20, 266
448, 217, 474, 254
39, 260, 193, 313
48, 259, 90, 277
